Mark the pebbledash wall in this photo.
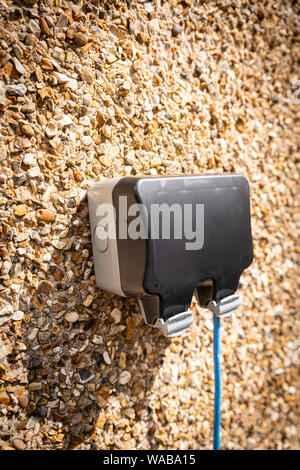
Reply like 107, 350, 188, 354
0, 0, 299, 450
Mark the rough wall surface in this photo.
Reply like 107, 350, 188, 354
0, 0, 299, 450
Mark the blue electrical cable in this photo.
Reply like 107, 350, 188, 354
213, 313, 221, 450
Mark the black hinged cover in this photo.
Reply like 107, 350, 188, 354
133, 174, 253, 321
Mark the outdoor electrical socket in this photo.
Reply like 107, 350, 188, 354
88, 175, 253, 337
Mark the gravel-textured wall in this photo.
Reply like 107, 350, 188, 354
0, 0, 299, 450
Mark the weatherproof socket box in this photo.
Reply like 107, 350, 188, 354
88, 175, 253, 336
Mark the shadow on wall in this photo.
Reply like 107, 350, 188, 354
1, 196, 170, 450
